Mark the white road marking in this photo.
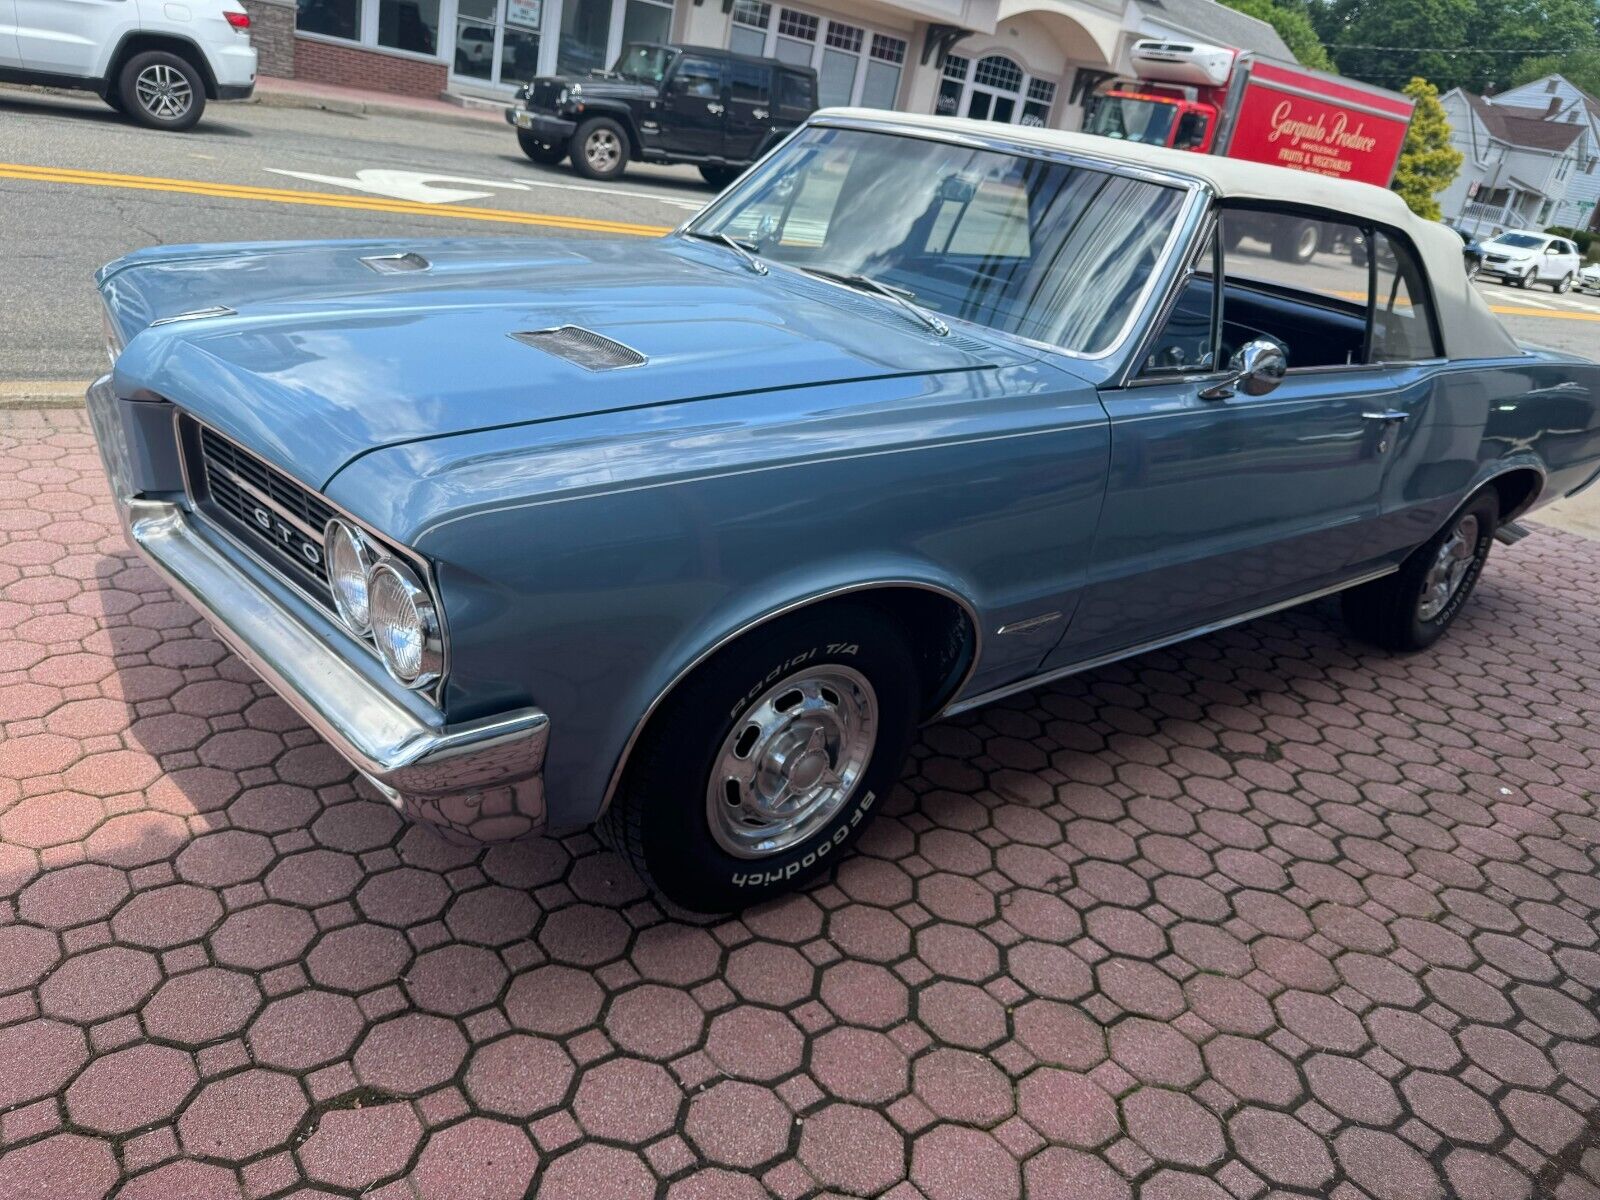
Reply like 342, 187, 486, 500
512, 176, 706, 212
264, 167, 530, 204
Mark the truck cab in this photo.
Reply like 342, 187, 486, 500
1083, 84, 1216, 151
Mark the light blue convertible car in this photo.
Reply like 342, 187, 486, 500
89, 111, 1600, 910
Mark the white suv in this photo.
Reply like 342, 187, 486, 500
1477, 230, 1583, 292
0, 0, 256, 131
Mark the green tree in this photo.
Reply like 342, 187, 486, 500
1392, 77, 1462, 219
1223, 0, 1337, 71
1509, 47, 1600, 99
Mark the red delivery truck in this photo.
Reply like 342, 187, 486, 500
1083, 39, 1415, 188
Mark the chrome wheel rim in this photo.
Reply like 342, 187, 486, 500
136, 64, 192, 120
584, 129, 620, 171
1417, 513, 1480, 621
707, 665, 878, 859
1296, 226, 1318, 259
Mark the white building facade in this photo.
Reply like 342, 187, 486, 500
290, 0, 1293, 130
1439, 76, 1599, 236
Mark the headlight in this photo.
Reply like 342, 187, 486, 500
324, 519, 375, 634
368, 560, 443, 688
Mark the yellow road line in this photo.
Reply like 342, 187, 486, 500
0, 162, 673, 236
1488, 303, 1600, 323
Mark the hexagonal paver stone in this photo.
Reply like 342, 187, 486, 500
572, 1057, 683, 1142
1229, 1108, 1335, 1191
538, 903, 631, 967
912, 1124, 1021, 1200
115, 1160, 244, 1200
1303, 1053, 1403, 1125
1121, 1088, 1225, 1169
916, 981, 1008, 1050
1008, 942, 1094, 1002
247, 990, 366, 1070
912, 1048, 1014, 1126
355, 1014, 469, 1096
307, 923, 413, 992
1201, 1035, 1303, 1107
0, 923, 61, 993
178, 1069, 309, 1162
110, 883, 223, 949
298, 1102, 423, 1192
0, 1019, 87, 1109
65, 1044, 198, 1135
706, 1008, 805, 1082
265, 848, 363, 906
630, 923, 722, 986
1334, 1128, 1445, 1200
142, 968, 263, 1046
605, 984, 707, 1060
404, 944, 508, 1016
39, 947, 158, 1024
465, 1034, 575, 1119
409, 1118, 538, 1200
685, 1080, 793, 1169
18, 862, 129, 928
1108, 1017, 1203, 1087
725, 942, 815, 1007
797, 1104, 905, 1197
505, 965, 606, 1037
1012, 1000, 1106, 1069
0, 1133, 118, 1200
809, 1027, 908, 1105
356, 866, 451, 927
1026, 1147, 1132, 1200
539, 1145, 656, 1200
1017, 1068, 1119, 1148
666, 1168, 773, 1200
210, 903, 317, 970
1400, 1071, 1504, 1146
820, 961, 909, 1029
446, 885, 540, 947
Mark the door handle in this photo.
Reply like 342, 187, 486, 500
1362, 410, 1408, 423
752, 108, 768, 120
706, 102, 724, 115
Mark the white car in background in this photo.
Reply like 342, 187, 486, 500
0, 0, 256, 131
1476, 231, 1583, 292
1580, 262, 1600, 295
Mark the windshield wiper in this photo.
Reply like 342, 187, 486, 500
685, 230, 767, 276
801, 267, 950, 337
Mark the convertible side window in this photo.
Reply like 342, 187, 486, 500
1140, 226, 1217, 375
1370, 230, 1443, 362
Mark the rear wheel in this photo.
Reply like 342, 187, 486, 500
118, 50, 205, 131
1271, 219, 1320, 264
599, 603, 921, 912
1341, 489, 1498, 652
517, 131, 566, 165
569, 116, 628, 180
699, 164, 741, 190
1553, 272, 1574, 293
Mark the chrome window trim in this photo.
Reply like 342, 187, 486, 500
172, 409, 450, 707
596, 579, 983, 819
683, 115, 1210, 365
940, 563, 1400, 718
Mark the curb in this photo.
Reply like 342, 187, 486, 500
252, 86, 505, 131
0, 381, 91, 409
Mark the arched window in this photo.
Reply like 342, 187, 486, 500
938, 51, 1056, 127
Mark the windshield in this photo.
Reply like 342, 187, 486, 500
611, 43, 676, 83
1489, 233, 1544, 250
690, 126, 1187, 355
1085, 95, 1179, 146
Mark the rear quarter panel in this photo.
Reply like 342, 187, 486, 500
327, 363, 1111, 828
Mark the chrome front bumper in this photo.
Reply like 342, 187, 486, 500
89, 383, 549, 843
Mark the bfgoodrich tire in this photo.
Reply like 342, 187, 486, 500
599, 603, 921, 912
1341, 488, 1498, 652
517, 131, 566, 164
699, 163, 741, 189
569, 116, 629, 180
118, 50, 206, 131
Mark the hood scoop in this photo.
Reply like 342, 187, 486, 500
511, 325, 647, 371
361, 252, 432, 274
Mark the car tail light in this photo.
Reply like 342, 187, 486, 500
224, 10, 251, 28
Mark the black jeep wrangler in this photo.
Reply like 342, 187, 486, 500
505, 42, 817, 186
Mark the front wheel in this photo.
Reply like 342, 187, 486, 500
517, 130, 566, 165
699, 164, 741, 190
569, 117, 628, 180
1341, 489, 1498, 652
118, 50, 205, 131
599, 603, 921, 912
1515, 269, 1534, 289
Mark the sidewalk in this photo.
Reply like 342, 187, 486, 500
252, 75, 506, 129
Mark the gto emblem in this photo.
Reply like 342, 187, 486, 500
251, 505, 322, 567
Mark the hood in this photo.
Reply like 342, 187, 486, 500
521, 74, 655, 105
102, 237, 1019, 488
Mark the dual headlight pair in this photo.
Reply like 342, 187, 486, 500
324, 519, 443, 690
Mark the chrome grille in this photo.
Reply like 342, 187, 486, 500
186, 420, 337, 605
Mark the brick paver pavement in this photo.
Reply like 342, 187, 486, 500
1, 407, 1599, 1199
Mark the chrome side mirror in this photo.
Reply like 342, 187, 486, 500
1199, 338, 1287, 400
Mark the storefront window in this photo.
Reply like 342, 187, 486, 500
730, 0, 769, 56
559, 0, 612, 74
861, 34, 904, 109
620, 0, 671, 48
378, 0, 439, 54
297, 0, 359, 41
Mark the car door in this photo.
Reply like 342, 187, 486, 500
659, 53, 727, 158
1045, 206, 1404, 667
723, 59, 772, 163
0, 0, 21, 67
14, 0, 124, 77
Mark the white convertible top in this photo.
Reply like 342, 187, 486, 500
820, 109, 1523, 360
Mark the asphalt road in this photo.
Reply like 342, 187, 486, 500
1, 82, 1596, 380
